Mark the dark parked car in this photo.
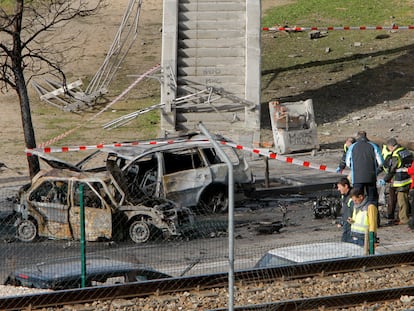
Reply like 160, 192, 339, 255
4, 256, 171, 290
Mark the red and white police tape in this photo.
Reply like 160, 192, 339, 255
220, 141, 337, 174
263, 25, 414, 32
26, 139, 338, 174
27, 138, 209, 154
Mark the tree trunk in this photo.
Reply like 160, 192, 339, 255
13, 0, 40, 178
15, 70, 40, 178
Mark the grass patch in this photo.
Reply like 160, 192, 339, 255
260, 0, 414, 105
262, 0, 414, 28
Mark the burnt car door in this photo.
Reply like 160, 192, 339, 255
26, 179, 71, 240
161, 147, 212, 207
69, 181, 112, 241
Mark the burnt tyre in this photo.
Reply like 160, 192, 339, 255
199, 189, 228, 214
129, 220, 152, 243
16, 219, 38, 242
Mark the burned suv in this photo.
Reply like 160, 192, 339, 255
102, 135, 254, 214
13, 161, 194, 244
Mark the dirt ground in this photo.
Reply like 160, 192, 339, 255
1, 0, 414, 178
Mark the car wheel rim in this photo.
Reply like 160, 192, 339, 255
129, 221, 151, 243
208, 192, 228, 214
17, 220, 37, 242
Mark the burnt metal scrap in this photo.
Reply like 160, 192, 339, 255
255, 203, 288, 234
312, 194, 341, 219
255, 221, 284, 234
31, 0, 143, 112
103, 80, 257, 129
176, 79, 256, 113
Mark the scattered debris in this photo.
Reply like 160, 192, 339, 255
312, 195, 341, 219
256, 221, 284, 234
309, 30, 321, 39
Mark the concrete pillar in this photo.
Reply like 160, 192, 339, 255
244, 0, 262, 147
160, 0, 178, 137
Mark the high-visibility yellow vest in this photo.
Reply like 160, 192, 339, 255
351, 207, 368, 235
392, 146, 412, 188
382, 144, 392, 160
381, 145, 392, 173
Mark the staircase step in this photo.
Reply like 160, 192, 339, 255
177, 57, 243, 67
179, 20, 244, 31
179, 11, 244, 21
178, 47, 245, 58
178, 38, 244, 49
179, 3, 245, 12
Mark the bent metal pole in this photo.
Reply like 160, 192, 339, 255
198, 122, 235, 311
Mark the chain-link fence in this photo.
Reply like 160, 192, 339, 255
1, 157, 414, 309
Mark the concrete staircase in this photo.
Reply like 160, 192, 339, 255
161, 0, 261, 145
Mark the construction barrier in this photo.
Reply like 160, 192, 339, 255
262, 25, 414, 32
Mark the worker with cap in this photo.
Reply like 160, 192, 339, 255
378, 138, 413, 225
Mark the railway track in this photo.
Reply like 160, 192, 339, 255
211, 287, 414, 310
1, 251, 414, 310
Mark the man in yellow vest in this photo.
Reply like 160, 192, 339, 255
378, 138, 413, 225
348, 188, 378, 254
377, 144, 397, 225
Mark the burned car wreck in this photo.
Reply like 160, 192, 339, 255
13, 160, 194, 243
102, 134, 255, 214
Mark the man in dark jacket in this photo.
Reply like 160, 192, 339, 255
378, 138, 413, 225
336, 137, 356, 173
336, 177, 353, 242
346, 131, 384, 206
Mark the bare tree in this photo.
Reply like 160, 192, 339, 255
0, 0, 105, 178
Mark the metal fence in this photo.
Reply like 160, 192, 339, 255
1, 168, 414, 310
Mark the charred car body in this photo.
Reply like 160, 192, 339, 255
13, 163, 194, 244
102, 134, 254, 214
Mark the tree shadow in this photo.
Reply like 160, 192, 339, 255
260, 41, 414, 148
